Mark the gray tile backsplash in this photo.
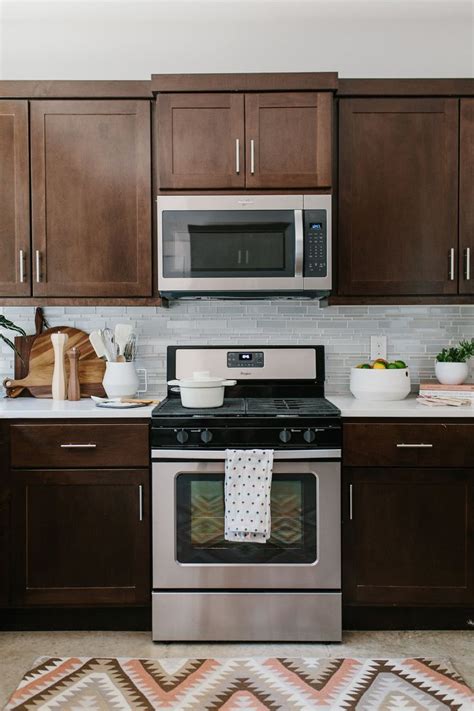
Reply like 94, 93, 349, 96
1, 302, 473, 397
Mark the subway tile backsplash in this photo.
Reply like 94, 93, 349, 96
1, 302, 473, 397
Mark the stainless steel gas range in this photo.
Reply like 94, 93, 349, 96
151, 346, 342, 642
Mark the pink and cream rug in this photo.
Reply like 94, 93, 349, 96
4, 656, 473, 710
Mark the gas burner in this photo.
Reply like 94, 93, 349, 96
245, 398, 340, 417
153, 398, 246, 417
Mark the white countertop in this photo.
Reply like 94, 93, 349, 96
0, 397, 156, 419
1, 394, 473, 419
327, 394, 474, 418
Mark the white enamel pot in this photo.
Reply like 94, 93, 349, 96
168, 371, 237, 408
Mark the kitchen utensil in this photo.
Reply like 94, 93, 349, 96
89, 330, 107, 360
67, 347, 81, 401
51, 332, 68, 400
102, 361, 140, 398
168, 371, 237, 408
114, 324, 133, 358
4, 327, 106, 398
123, 333, 137, 362
101, 328, 118, 362
350, 366, 411, 401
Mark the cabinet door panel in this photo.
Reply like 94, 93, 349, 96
11, 468, 150, 606
343, 468, 473, 605
459, 99, 474, 294
245, 92, 331, 188
0, 101, 30, 296
157, 93, 245, 189
0, 425, 9, 606
339, 98, 459, 295
31, 100, 151, 297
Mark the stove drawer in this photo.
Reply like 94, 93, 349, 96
344, 422, 474, 467
10, 423, 149, 468
152, 592, 342, 641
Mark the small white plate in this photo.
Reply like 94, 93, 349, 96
95, 401, 144, 409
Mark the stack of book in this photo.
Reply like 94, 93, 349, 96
418, 382, 474, 407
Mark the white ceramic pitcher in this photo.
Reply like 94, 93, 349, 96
102, 362, 141, 398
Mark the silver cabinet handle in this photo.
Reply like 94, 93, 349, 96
60, 443, 97, 449
250, 139, 255, 175
235, 138, 240, 174
245, 249, 249, 265
19, 250, 26, 283
35, 250, 42, 283
138, 484, 143, 522
449, 248, 455, 281
465, 247, 471, 281
349, 484, 353, 520
396, 443, 433, 448
237, 249, 242, 265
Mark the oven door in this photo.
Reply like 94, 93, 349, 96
152, 453, 340, 590
157, 195, 304, 294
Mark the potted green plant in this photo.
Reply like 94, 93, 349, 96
435, 340, 474, 385
0, 315, 26, 358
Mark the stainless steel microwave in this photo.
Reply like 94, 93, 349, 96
157, 194, 332, 298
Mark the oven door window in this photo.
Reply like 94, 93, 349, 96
162, 210, 296, 278
176, 472, 316, 564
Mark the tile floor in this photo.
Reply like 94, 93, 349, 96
0, 630, 472, 707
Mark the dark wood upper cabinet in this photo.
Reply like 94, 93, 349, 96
343, 467, 473, 606
30, 100, 152, 297
338, 98, 459, 296
11, 468, 150, 606
0, 101, 30, 296
460, 99, 474, 294
157, 93, 245, 189
245, 92, 332, 189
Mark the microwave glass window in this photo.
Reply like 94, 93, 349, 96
176, 472, 317, 564
162, 210, 296, 278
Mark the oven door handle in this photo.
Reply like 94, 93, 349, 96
152, 448, 341, 460
294, 209, 304, 278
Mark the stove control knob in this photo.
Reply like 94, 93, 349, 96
176, 429, 189, 444
304, 428, 316, 443
201, 429, 213, 444
279, 429, 292, 443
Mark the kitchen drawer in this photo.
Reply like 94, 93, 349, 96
10, 423, 149, 468
344, 422, 474, 467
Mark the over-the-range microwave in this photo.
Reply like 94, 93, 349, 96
157, 194, 332, 299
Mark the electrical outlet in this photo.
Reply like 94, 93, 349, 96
370, 335, 387, 361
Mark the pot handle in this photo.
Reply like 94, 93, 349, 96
222, 380, 237, 386
167, 380, 180, 386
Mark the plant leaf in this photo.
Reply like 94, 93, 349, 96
0, 333, 24, 362
0, 315, 26, 336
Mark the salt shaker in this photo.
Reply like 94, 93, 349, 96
51, 332, 68, 400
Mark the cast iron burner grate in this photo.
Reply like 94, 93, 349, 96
245, 398, 340, 417
153, 398, 246, 417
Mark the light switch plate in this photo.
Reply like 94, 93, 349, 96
370, 335, 387, 361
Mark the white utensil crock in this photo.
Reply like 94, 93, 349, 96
168, 371, 237, 408
435, 361, 469, 385
103, 362, 140, 398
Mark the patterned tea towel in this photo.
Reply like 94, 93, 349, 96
224, 448, 274, 543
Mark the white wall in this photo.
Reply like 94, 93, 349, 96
1, 0, 473, 79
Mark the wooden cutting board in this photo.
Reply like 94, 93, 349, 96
4, 327, 106, 398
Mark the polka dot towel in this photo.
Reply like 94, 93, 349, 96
224, 449, 274, 544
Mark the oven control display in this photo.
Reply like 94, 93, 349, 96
227, 351, 264, 368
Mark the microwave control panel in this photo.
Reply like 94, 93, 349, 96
304, 210, 327, 277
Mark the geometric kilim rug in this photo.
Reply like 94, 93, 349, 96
4, 656, 474, 711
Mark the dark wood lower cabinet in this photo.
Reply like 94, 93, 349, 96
11, 468, 150, 607
0, 424, 9, 607
343, 467, 474, 606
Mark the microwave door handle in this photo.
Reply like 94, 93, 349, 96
294, 210, 303, 278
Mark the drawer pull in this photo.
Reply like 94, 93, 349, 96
396, 443, 433, 448
349, 484, 353, 520
138, 484, 143, 522
60, 443, 97, 449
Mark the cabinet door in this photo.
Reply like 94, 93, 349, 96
157, 93, 245, 189
343, 468, 473, 605
459, 99, 474, 294
0, 101, 30, 296
339, 99, 459, 295
31, 100, 151, 297
0, 425, 9, 606
11, 468, 150, 606
245, 92, 332, 189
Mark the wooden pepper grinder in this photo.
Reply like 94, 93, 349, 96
67, 347, 81, 401
51, 332, 68, 400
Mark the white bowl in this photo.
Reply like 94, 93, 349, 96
350, 366, 411, 401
